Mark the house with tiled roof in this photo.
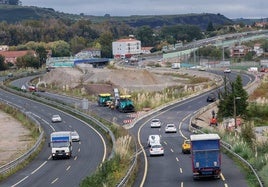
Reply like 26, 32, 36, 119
0, 50, 36, 64
230, 45, 250, 58
112, 37, 141, 59
141, 47, 153, 54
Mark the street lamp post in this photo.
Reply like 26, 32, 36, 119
233, 96, 241, 129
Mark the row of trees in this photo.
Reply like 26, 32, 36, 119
0, 18, 209, 59
217, 75, 248, 122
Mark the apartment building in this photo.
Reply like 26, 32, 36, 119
112, 38, 141, 59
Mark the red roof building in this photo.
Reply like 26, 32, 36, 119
0, 50, 36, 64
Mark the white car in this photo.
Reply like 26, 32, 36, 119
71, 131, 80, 142
149, 144, 164, 156
165, 124, 177, 133
147, 134, 160, 147
150, 119, 161, 128
224, 68, 231, 73
51, 114, 62, 123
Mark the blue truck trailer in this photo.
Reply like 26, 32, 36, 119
190, 133, 221, 179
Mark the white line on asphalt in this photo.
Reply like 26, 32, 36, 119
11, 176, 29, 187
31, 161, 47, 174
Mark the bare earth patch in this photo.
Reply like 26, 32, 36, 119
0, 112, 32, 166
41, 65, 216, 93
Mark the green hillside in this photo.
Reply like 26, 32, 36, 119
0, 5, 234, 30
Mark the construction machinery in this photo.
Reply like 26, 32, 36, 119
98, 93, 112, 106
116, 94, 135, 113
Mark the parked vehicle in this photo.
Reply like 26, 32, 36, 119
116, 95, 135, 113
98, 93, 112, 106
181, 139, 191, 154
190, 133, 221, 179
260, 66, 268, 72
147, 134, 160, 147
49, 131, 72, 159
248, 67, 258, 72
51, 114, 62, 123
150, 118, 161, 128
149, 144, 164, 156
165, 123, 177, 133
171, 63, 181, 69
223, 68, 231, 73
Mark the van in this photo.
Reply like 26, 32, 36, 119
147, 134, 160, 147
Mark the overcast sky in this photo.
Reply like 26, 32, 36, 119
22, 0, 267, 19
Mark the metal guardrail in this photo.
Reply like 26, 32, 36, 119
0, 82, 117, 178
116, 135, 138, 187
0, 100, 44, 175
117, 73, 223, 186
0, 84, 116, 161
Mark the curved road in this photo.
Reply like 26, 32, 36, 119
4, 70, 255, 186
130, 70, 254, 187
0, 89, 106, 187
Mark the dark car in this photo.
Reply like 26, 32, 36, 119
207, 93, 216, 102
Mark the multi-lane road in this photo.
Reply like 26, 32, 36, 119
130, 70, 254, 187
0, 88, 106, 187
1, 70, 256, 186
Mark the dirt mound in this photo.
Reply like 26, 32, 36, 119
41, 66, 184, 93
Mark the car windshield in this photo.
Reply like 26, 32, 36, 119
53, 115, 60, 118
167, 124, 174, 127
71, 132, 78, 136
152, 144, 162, 148
152, 119, 160, 123
185, 140, 190, 144
51, 142, 69, 148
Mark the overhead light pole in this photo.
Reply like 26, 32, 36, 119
233, 96, 241, 129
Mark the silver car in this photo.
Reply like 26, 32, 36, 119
149, 144, 164, 156
150, 119, 161, 128
71, 131, 80, 142
165, 124, 177, 133
51, 114, 62, 123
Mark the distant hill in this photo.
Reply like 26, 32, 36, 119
0, 5, 245, 30
232, 18, 268, 25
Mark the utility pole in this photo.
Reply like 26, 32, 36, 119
233, 96, 241, 129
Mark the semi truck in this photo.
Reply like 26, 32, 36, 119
190, 133, 221, 179
49, 131, 72, 159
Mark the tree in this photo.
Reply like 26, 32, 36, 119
261, 40, 268, 52
206, 21, 215, 32
217, 75, 248, 121
16, 53, 39, 69
135, 26, 155, 47
8, 0, 19, 5
233, 75, 248, 117
0, 55, 7, 71
97, 32, 113, 58
70, 36, 87, 55
36, 46, 48, 68
49, 40, 71, 57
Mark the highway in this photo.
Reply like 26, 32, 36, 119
130, 70, 255, 187
3, 69, 256, 186
0, 88, 106, 187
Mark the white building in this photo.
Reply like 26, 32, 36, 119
0, 45, 9, 51
112, 38, 141, 59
